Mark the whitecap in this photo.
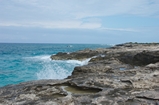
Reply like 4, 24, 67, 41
36, 63, 70, 79
23, 55, 51, 61
66, 58, 91, 66
36, 58, 91, 80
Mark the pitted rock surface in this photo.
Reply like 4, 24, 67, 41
0, 43, 159, 105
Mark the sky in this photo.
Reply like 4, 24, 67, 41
0, 0, 159, 44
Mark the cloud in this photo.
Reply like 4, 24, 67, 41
0, 0, 159, 29
25, 0, 159, 18
101, 28, 139, 32
0, 20, 101, 29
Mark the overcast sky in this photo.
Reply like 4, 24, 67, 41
0, 0, 159, 44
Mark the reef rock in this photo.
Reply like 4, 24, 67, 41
0, 42, 159, 105
50, 48, 101, 61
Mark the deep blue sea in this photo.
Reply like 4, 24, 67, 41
0, 43, 110, 87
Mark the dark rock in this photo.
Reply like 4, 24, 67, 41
50, 48, 102, 60
133, 50, 159, 65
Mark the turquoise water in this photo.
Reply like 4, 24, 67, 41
0, 43, 110, 87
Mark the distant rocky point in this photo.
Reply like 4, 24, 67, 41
0, 42, 159, 105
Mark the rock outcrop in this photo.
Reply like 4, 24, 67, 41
0, 42, 159, 105
50, 48, 101, 61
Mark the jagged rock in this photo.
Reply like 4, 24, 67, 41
146, 62, 159, 69
72, 63, 112, 75
133, 50, 159, 65
50, 48, 102, 60
0, 43, 159, 105
136, 90, 159, 100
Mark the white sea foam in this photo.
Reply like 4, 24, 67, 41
66, 58, 91, 66
24, 55, 51, 61
36, 58, 91, 80
25, 54, 92, 80
36, 63, 70, 79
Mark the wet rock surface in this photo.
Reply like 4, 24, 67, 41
0, 42, 159, 105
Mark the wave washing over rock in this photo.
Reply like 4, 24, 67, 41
0, 43, 108, 87
0, 42, 159, 105
36, 58, 91, 80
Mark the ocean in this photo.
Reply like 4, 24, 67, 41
0, 43, 110, 87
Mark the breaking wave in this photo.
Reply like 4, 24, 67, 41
25, 55, 91, 79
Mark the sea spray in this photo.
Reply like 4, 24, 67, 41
24, 55, 51, 61
0, 43, 110, 87
36, 58, 91, 79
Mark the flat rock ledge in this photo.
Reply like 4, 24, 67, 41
1, 42, 159, 105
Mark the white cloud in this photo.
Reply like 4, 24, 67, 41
101, 28, 139, 32
35, 0, 159, 18
0, 21, 101, 29
0, 0, 159, 29
34, 21, 101, 29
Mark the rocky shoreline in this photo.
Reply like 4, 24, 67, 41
0, 43, 159, 105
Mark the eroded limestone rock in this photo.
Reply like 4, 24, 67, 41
0, 43, 159, 105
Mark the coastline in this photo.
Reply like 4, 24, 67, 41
0, 42, 159, 104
